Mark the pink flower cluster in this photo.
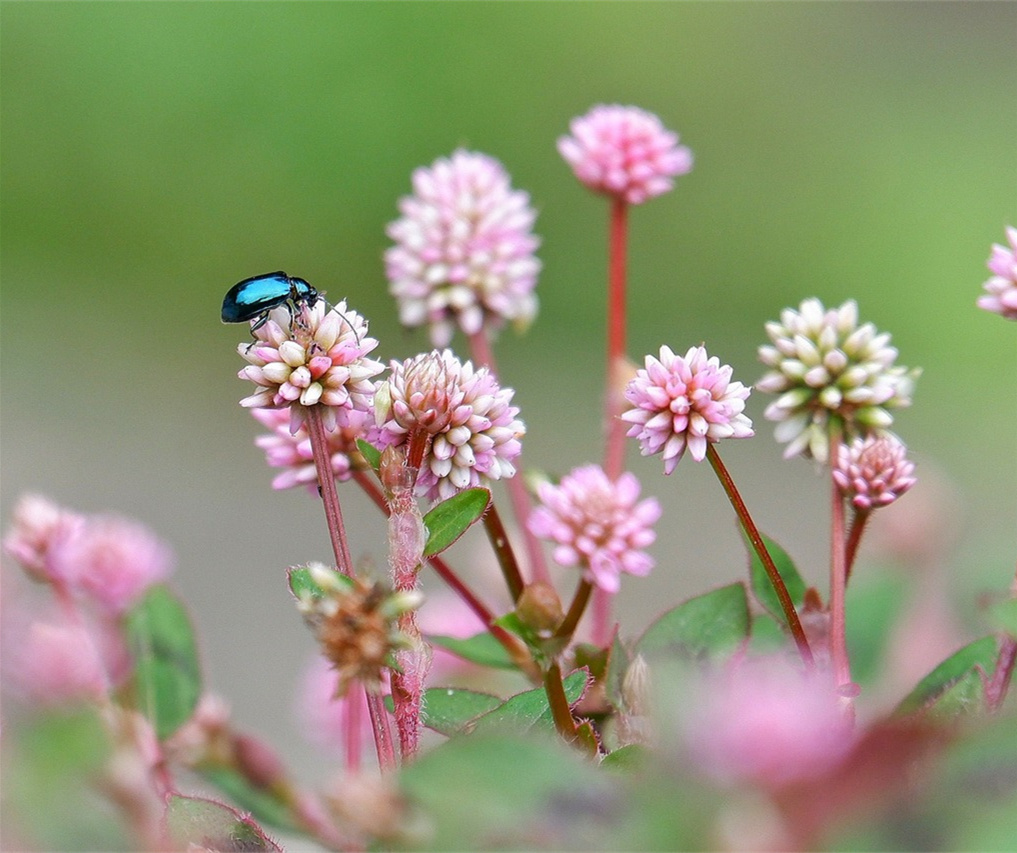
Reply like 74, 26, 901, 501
527, 464, 661, 593
558, 105, 693, 205
977, 226, 1017, 320
386, 150, 541, 347
373, 350, 524, 502
833, 434, 916, 511
622, 345, 753, 473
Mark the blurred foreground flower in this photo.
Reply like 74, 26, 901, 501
976, 225, 1017, 320
2, 493, 84, 583
236, 298, 383, 432
558, 104, 693, 205
622, 345, 753, 473
386, 150, 541, 347
833, 434, 916, 511
527, 464, 660, 593
756, 298, 919, 462
373, 350, 524, 501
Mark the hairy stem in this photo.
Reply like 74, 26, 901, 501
706, 444, 815, 669
843, 506, 871, 584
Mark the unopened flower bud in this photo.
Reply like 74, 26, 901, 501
514, 582, 564, 634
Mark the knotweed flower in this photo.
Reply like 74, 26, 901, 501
385, 150, 541, 347
373, 350, 525, 502
977, 226, 1017, 320
527, 464, 661, 594
622, 345, 753, 474
236, 298, 383, 432
4, 617, 110, 706
756, 298, 919, 462
558, 105, 693, 205
251, 407, 372, 491
2, 493, 84, 583
48, 514, 173, 615
833, 434, 916, 511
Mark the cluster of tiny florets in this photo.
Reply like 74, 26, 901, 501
251, 407, 372, 491
832, 435, 917, 511
622, 345, 753, 473
756, 298, 920, 463
977, 226, 1017, 320
237, 299, 384, 431
558, 105, 693, 205
374, 350, 525, 502
527, 464, 661, 594
385, 150, 541, 347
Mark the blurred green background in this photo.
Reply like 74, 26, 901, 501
2, 2, 1014, 777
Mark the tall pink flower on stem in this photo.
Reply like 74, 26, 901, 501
976, 225, 1017, 320
623, 345, 814, 669
385, 150, 541, 348
559, 104, 692, 645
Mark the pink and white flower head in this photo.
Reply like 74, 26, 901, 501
236, 298, 384, 433
4, 617, 110, 706
833, 434, 916, 511
527, 464, 661, 594
251, 406, 372, 492
48, 514, 173, 616
558, 105, 693, 205
977, 226, 1017, 320
756, 298, 920, 463
681, 658, 853, 788
385, 150, 541, 348
373, 350, 525, 502
2, 493, 84, 583
622, 345, 753, 474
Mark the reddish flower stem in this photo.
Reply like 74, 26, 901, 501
554, 577, 593, 642
352, 469, 538, 681
828, 456, 854, 700
986, 635, 1017, 713
593, 196, 631, 648
705, 444, 815, 669
482, 502, 525, 603
467, 329, 551, 585
844, 506, 871, 584
543, 660, 578, 742
305, 406, 396, 772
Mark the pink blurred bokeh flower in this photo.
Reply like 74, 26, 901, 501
833, 434, 916, 511
977, 225, 1017, 320
386, 150, 541, 347
527, 464, 660, 593
622, 345, 753, 473
558, 105, 693, 205
2, 493, 85, 583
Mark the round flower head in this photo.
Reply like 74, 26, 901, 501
251, 406, 372, 492
236, 298, 384, 433
756, 298, 920, 463
977, 226, 1017, 320
385, 150, 541, 348
373, 350, 525, 502
2, 493, 84, 583
48, 514, 173, 615
833, 434, 916, 511
622, 345, 753, 474
558, 105, 693, 205
527, 464, 661, 594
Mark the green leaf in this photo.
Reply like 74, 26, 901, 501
356, 438, 381, 472
846, 572, 908, 687
427, 631, 518, 670
600, 743, 650, 771
164, 792, 282, 852
744, 532, 806, 623
286, 565, 351, 603
126, 585, 202, 740
197, 766, 298, 833
473, 670, 589, 734
636, 583, 750, 664
896, 635, 997, 716
604, 631, 632, 710
418, 686, 504, 735
988, 597, 1017, 636
422, 487, 491, 557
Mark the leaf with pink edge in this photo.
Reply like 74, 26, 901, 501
164, 792, 282, 852
472, 669, 589, 734
896, 635, 997, 717
422, 487, 490, 557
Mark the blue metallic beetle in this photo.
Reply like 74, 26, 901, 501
221, 271, 319, 331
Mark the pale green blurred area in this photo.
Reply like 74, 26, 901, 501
2, 2, 1014, 782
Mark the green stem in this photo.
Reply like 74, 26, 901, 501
706, 444, 814, 669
